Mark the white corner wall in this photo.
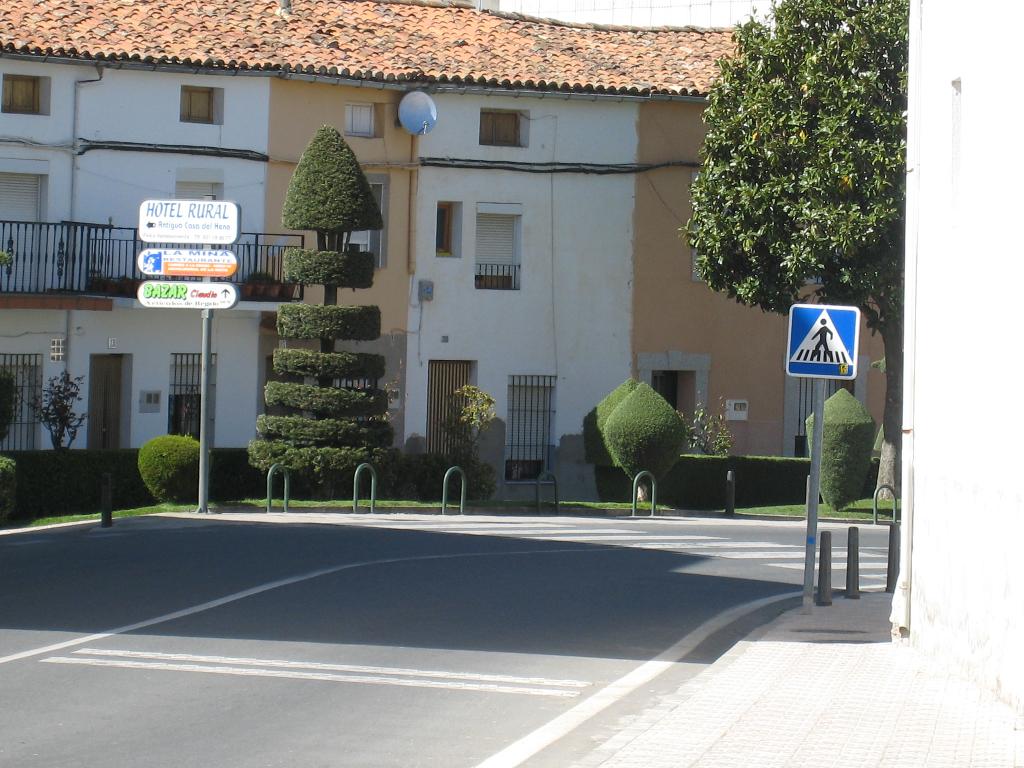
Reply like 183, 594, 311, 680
905, 0, 1024, 710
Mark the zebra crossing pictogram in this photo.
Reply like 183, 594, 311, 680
786, 304, 861, 379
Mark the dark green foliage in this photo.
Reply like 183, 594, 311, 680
0, 455, 15, 520
277, 303, 381, 341
595, 455, 812, 509
256, 415, 392, 448
282, 125, 383, 234
583, 379, 639, 465
137, 435, 200, 503
603, 383, 689, 479
272, 348, 385, 381
264, 381, 388, 418
687, 0, 909, 492
0, 371, 15, 442
283, 248, 375, 289
806, 389, 875, 512
385, 453, 496, 502
247, 439, 379, 480
207, 448, 267, 501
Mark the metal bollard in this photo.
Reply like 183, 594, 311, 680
816, 530, 832, 606
100, 472, 113, 528
725, 470, 736, 516
846, 526, 860, 599
886, 523, 900, 593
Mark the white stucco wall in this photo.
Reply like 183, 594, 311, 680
404, 94, 636, 496
902, 0, 1024, 710
0, 304, 267, 449
0, 60, 270, 230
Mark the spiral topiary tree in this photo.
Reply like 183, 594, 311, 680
248, 125, 392, 494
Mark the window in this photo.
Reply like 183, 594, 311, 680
0, 353, 42, 450
0, 172, 43, 221
505, 375, 555, 481
2, 75, 47, 115
436, 202, 463, 257
349, 179, 387, 268
180, 86, 222, 124
175, 180, 222, 200
480, 110, 522, 147
475, 204, 521, 289
169, 353, 216, 441
345, 103, 375, 137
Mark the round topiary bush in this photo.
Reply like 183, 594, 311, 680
806, 389, 876, 512
583, 378, 639, 466
0, 455, 16, 521
138, 435, 200, 503
603, 382, 689, 480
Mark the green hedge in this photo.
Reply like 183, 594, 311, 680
277, 303, 381, 341
256, 414, 392, 448
138, 435, 200, 503
283, 248, 374, 289
595, 454, 812, 509
264, 381, 388, 417
0, 455, 15, 520
272, 348, 385, 380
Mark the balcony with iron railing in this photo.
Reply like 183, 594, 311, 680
0, 220, 305, 301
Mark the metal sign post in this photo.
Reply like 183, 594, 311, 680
136, 200, 241, 515
786, 303, 862, 611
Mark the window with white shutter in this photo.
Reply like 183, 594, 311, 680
345, 104, 375, 137
349, 179, 387, 268
175, 181, 222, 200
474, 205, 520, 290
0, 172, 42, 221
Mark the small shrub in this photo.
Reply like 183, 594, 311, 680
689, 402, 734, 456
806, 389, 875, 512
138, 435, 200, 503
603, 382, 689, 480
583, 379, 638, 465
0, 455, 16, 520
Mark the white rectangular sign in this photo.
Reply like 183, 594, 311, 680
137, 281, 239, 309
137, 248, 238, 278
138, 199, 240, 244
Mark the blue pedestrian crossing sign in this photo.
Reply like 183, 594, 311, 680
786, 304, 861, 380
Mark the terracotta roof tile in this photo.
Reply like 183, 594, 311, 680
0, 0, 733, 96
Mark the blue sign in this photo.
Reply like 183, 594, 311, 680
786, 304, 861, 379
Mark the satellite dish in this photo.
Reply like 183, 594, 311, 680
398, 91, 438, 135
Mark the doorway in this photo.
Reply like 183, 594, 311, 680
87, 354, 124, 449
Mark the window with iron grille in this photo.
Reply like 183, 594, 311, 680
169, 353, 215, 441
0, 353, 42, 450
505, 375, 555, 481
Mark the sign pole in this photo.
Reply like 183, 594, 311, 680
803, 377, 826, 610
197, 307, 213, 514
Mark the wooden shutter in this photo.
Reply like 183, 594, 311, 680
475, 213, 516, 265
426, 360, 472, 454
0, 172, 41, 221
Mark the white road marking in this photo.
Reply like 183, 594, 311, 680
41, 657, 581, 697
771, 562, 890, 571
475, 590, 802, 768
70, 648, 590, 688
0, 546, 623, 667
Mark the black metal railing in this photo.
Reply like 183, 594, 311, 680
505, 374, 556, 481
474, 262, 520, 291
0, 220, 304, 300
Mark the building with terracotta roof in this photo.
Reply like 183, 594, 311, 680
1, 0, 882, 500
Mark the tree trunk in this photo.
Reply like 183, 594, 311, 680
877, 318, 903, 499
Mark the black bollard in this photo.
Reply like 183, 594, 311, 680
846, 526, 860, 599
816, 530, 832, 606
725, 470, 736, 516
886, 523, 900, 593
100, 472, 112, 528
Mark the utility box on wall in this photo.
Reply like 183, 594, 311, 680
725, 399, 748, 421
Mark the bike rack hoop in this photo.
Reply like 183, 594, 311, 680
266, 463, 291, 514
353, 462, 378, 514
631, 471, 658, 518
442, 466, 467, 516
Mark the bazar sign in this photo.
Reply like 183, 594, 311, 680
138, 199, 240, 244
137, 248, 238, 278
136, 281, 238, 309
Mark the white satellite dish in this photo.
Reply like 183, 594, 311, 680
398, 91, 438, 135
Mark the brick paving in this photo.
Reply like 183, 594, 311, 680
578, 593, 1022, 768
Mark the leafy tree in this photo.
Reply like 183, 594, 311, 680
31, 371, 87, 449
687, 0, 908, 494
249, 125, 392, 494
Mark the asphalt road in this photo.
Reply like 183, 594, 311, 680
0, 513, 891, 767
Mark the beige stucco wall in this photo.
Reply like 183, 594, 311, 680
632, 100, 885, 455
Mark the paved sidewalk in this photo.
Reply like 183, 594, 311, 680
578, 592, 1023, 768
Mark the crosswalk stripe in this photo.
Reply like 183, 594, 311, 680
41, 657, 584, 697
69, 648, 590, 687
